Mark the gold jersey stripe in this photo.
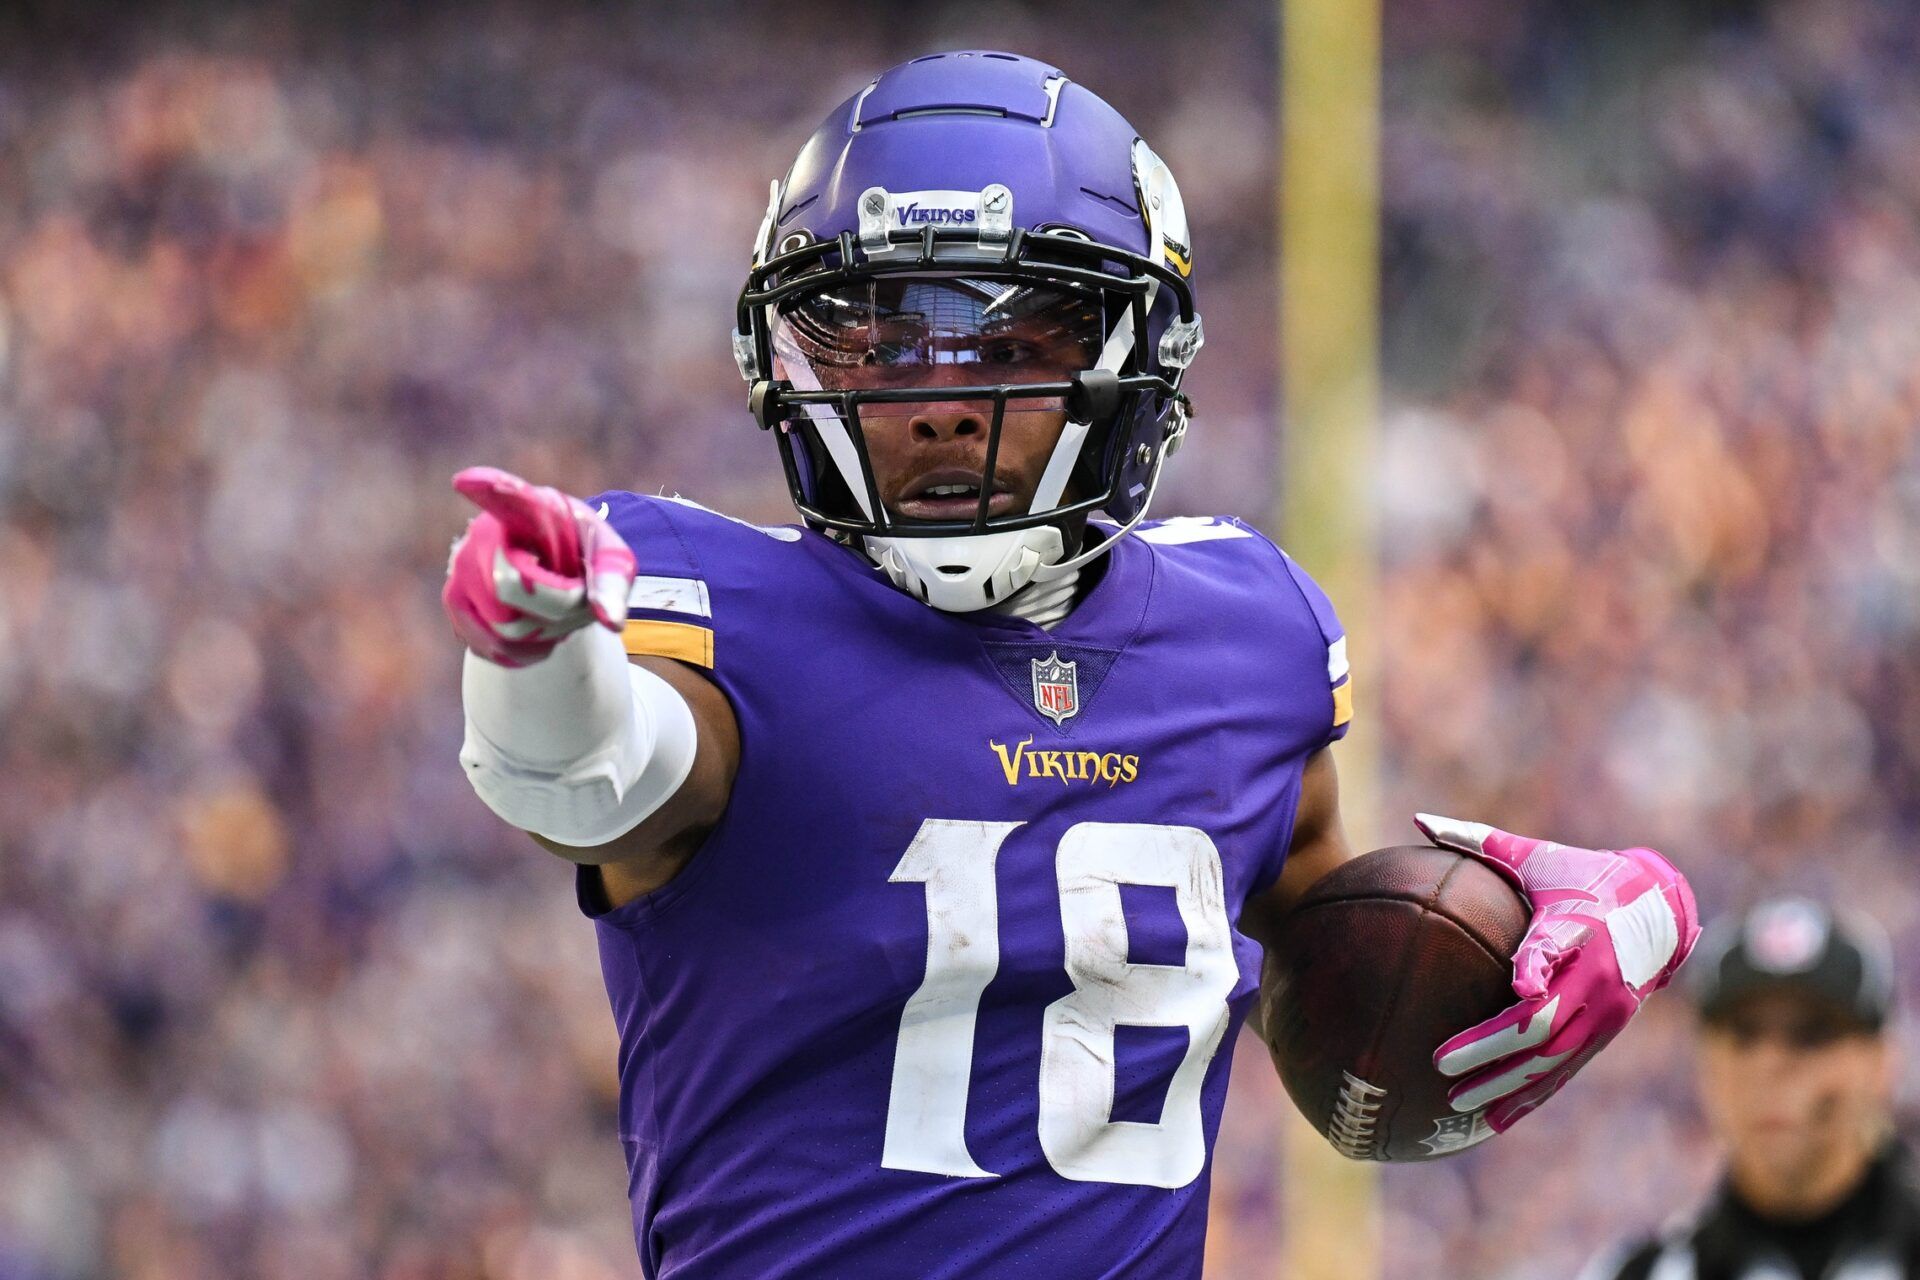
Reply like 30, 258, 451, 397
622, 619, 714, 668
1332, 679, 1354, 728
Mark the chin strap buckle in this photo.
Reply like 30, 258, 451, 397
1163, 393, 1192, 456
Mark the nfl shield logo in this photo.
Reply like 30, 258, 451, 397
1030, 651, 1080, 726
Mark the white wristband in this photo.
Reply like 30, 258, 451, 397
459, 624, 699, 860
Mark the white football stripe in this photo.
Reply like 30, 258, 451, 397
1327, 635, 1349, 683
626, 575, 711, 618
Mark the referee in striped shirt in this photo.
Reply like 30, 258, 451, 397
1585, 896, 1916, 1280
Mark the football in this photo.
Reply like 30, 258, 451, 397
1263, 844, 1531, 1161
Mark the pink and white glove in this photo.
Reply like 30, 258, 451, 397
1415, 814, 1700, 1133
442, 466, 636, 668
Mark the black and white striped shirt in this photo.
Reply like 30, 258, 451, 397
1584, 1145, 1920, 1280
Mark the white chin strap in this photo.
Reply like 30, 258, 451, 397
869, 524, 1067, 612
867, 408, 1091, 613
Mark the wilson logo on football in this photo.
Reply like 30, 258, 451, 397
989, 737, 1140, 788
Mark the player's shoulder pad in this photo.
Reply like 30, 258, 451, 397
1138, 516, 1352, 741
585, 490, 807, 671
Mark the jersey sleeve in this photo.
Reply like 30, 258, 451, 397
587, 490, 719, 670
1277, 549, 1353, 745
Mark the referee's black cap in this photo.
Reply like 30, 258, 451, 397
1691, 896, 1895, 1032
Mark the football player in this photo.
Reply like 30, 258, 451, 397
443, 52, 1701, 1278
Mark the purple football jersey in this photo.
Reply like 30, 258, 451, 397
579, 493, 1348, 1279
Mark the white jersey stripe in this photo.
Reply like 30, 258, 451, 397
1327, 635, 1349, 684
627, 575, 712, 618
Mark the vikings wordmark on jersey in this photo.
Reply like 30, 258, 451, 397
583, 490, 1348, 1280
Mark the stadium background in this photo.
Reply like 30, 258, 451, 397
2, 0, 1917, 1276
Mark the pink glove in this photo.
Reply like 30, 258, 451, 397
442, 466, 635, 668
1415, 814, 1700, 1133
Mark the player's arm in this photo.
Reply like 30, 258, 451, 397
1255, 746, 1355, 921
442, 467, 741, 907
1246, 547, 1359, 930
1238, 746, 1354, 1038
527, 654, 738, 904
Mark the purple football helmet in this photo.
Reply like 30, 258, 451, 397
734, 50, 1203, 611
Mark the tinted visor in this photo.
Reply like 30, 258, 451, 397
771, 277, 1105, 414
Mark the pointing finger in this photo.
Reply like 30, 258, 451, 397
453, 466, 528, 513
453, 467, 583, 574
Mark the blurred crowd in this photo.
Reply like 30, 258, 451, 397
0, 3, 1282, 1278
2, 0, 1917, 1276
1368, 0, 1920, 1276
